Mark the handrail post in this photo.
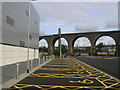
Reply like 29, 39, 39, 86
16, 62, 19, 79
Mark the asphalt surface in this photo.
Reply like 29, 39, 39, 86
75, 56, 120, 79
8, 58, 120, 90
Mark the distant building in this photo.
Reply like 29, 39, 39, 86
73, 46, 91, 56
96, 45, 116, 56
40, 52, 48, 56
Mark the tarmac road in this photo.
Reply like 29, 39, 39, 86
8, 58, 120, 90
74, 56, 120, 79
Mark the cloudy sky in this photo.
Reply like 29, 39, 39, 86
33, 1, 118, 47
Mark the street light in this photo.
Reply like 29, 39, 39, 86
58, 28, 62, 58
27, 0, 37, 73
0, 1, 2, 90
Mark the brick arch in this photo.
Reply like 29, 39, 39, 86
39, 38, 49, 47
39, 37, 49, 44
72, 36, 92, 47
95, 34, 117, 46
53, 37, 68, 47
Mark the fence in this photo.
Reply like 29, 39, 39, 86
2, 55, 54, 89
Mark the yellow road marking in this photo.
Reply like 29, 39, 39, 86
9, 58, 120, 89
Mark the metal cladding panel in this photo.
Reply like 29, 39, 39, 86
29, 4, 39, 49
2, 2, 39, 49
0, 1, 2, 44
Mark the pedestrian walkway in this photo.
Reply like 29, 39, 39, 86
8, 58, 120, 90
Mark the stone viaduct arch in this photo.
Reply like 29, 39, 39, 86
52, 37, 68, 47
39, 31, 120, 57
39, 39, 48, 47
72, 37, 91, 46
39, 36, 53, 55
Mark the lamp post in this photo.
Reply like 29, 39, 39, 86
58, 28, 62, 58
0, 1, 2, 89
27, 0, 37, 73
52, 35, 54, 59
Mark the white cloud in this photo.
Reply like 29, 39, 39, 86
74, 37, 91, 47
55, 38, 68, 46
35, 0, 119, 3
34, 2, 99, 22
39, 39, 48, 47
34, 2, 117, 32
39, 30, 45, 35
96, 36, 116, 45
99, 2, 118, 29
75, 22, 99, 32
105, 19, 118, 29
33, 2, 118, 45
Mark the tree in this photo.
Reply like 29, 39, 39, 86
39, 46, 48, 52
96, 42, 104, 52
61, 44, 68, 55
53, 44, 68, 56
53, 46, 60, 56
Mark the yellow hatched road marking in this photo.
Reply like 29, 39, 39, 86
9, 58, 120, 89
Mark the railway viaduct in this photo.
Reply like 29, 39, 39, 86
39, 30, 120, 56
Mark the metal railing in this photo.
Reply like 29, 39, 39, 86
2, 56, 53, 85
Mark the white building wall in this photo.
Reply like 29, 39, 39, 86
2, 44, 27, 66
2, 2, 29, 46
1, 1, 39, 89
35, 49, 39, 59
29, 48, 34, 60
2, 2, 39, 66
2, 2, 39, 48
1, 44, 38, 66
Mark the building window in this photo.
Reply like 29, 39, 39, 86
29, 35, 32, 40
20, 41, 25, 47
6, 16, 14, 26
26, 10, 29, 17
